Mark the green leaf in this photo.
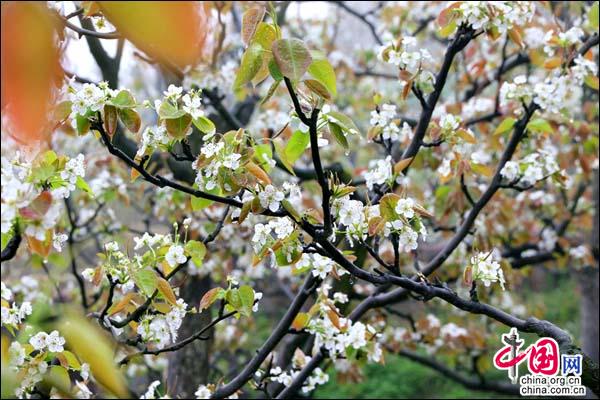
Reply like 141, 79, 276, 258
329, 121, 348, 149
253, 143, 274, 172
261, 79, 281, 105
109, 90, 136, 108
493, 117, 516, 136
527, 118, 553, 134
438, 20, 457, 38
584, 74, 599, 91
327, 111, 359, 135
192, 116, 216, 136
251, 22, 278, 50
132, 269, 157, 297
62, 350, 81, 370
185, 240, 206, 266
118, 108, 141, 133
158, 101, 186, 119
76, 114, 91, 135
75, 176, 93, 196
268, 57, 284, 81
274, 139, 294, 175
190, 185, 221, 211
588, 2, 599, 30
308, 58, 337, 97
285, 130, 310, 164
44, 365, 71, 395
234, 42, 264, 90
165, 114, 193, 139
226, 288, 242, 310
272, 38, 312, 81
379, 193, 400, 221
238, 285, 255, 317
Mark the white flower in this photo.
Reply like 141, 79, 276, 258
195, 384, 212, 399
439, 113, 461, 132
182, 90, 204, 119
75, 381, 93, 399
222, 153, 242, 170
165, 244, 186, 267
1, 282, 13, 300
395, 198, 415, 219
52, 232, 68, 252
569, 245, 588, 259
500, 161, 520, 181
82, 268, 95, 282
9, 341, 25, 367
558, 27, 584, 46
363, 156, 393, 190
258, 185, 285, 212
470, 250, 505, 290
29, 332, 48, 351
105, 241, 119, 252
46, 330, 66, 352
141, 380, 161, 399
163, 84, 183, 100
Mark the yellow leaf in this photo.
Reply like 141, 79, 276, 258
394, 157, 414, 174
543, 57, 562, 69
291, 312, 310, 331
57, 311, 128, 398
156, 277, 177, 306
246, 161, 271, 185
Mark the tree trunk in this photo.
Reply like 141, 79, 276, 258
580, 170, 599, 364
166, 275, 213, 398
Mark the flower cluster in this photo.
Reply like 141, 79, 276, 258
469, 250, 506, 290
453, 1, 535, 34
297, 253, 348, 280
1, 151, 88, 256
363, 156, 393, 190
258, 184, 285, 212
332, 196, 379, 246
29, 330, 66, 353
501, 149, 560, 186
137, 299, 188, 350
384, 197, 428, 253
379, 36, 433, 76
499, 75, 532, 109
70, 82, 116, 116
136, 125, 169, 158
369, 104, 413, 143
192, 137, 244, 192
1, 282, 32, 330
251, 217, 298, 264
267, 350, 329, 394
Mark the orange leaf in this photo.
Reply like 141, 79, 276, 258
98, 1, 209, 68
543, 57, 562, 69
1, 2, 63, 144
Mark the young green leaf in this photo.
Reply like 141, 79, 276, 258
285, 130, 310, 164
234, 43, 264, 90
493, 117, 516, 136
307, 58, 337, 97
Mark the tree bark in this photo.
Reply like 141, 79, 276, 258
166, 275, 213, 398
580, 169, 599, 364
